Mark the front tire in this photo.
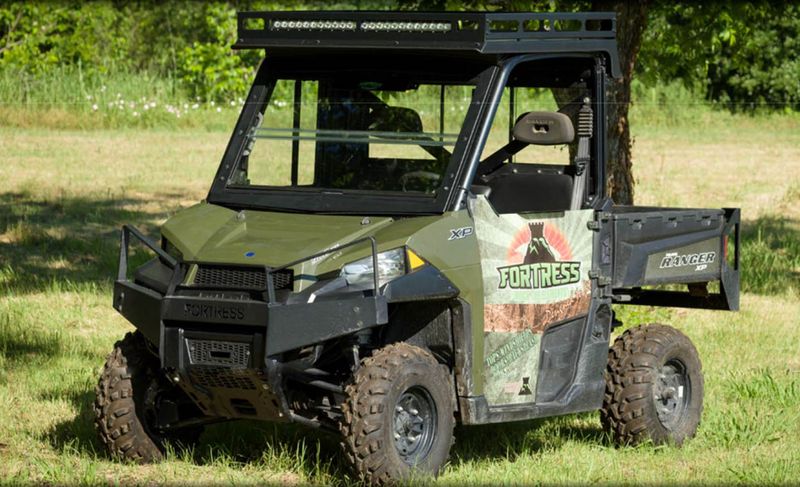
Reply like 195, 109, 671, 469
601, 324, 704, 446
94, 332, 202, 462
340, 343, 455, 485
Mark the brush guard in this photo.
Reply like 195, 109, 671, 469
113, 225, 388, 421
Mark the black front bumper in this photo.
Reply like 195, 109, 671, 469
115, 279, 387, 354
113, 225, 387, 421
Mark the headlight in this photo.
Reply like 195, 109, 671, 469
340, 248, 406, 288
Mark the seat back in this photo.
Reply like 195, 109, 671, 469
485, 163, 573, 214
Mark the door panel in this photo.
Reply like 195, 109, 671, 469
470, 196, 593, 406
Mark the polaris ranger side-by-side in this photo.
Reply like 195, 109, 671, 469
94, 11, 740, 484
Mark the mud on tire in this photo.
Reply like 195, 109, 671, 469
94, 331, 200, 462
601, 324, 704, 446
340, 343, 455, 485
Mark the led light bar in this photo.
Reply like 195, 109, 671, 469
360, 21, 452, 32
271, 20, 357, 31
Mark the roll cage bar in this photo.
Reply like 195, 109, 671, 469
206, 11, 620, 215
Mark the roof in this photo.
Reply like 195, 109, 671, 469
233, 11, 621, 77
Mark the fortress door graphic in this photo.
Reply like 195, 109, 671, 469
470, 196, 593, 406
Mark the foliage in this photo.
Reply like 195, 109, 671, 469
707, 4, 800, 112
2, 1, 799, 109
0, 2, 129, 74
637, 2, 741, 88
0, 1, 393, 102
638, 1, 800, 112
174, 5, 253, 102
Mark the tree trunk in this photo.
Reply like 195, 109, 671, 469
592, 0, 649, 205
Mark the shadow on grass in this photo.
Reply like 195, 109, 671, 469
0, 314, 63, 363
46, 389, 101, 455
196, 420, 348, 478
45, 386, 349, 481
46, 391, 603, 482
450, 414, 606, 465
739, 216, 800, 295
0, 191, 188, 294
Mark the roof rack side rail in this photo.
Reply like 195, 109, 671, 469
233, 11, 616, 50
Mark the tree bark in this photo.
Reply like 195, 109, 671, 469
592, 0, 649, 205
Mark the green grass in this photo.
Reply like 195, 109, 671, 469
6, 66, 798, 132
1, 98, 799, 484
0, 66, 242, 130
740, 215, 800, 295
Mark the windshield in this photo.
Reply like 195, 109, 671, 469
227, 77, 474, 197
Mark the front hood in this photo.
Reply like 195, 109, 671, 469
161, 203, 394, 268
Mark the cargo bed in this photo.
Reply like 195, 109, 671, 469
601, 206, 740, 311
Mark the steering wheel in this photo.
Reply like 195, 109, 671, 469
400, 170, 441, 193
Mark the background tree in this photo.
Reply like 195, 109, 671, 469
592, 0, 649, 205
638, 1, 800, 113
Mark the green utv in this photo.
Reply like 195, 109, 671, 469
94, 11, 741, 484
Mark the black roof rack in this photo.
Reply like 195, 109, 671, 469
234, 11, 621, 77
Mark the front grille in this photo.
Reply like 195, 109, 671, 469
269, 269, 293, 290
187, 338, 251, 367
189, 366, 257, 390
192, 264, 293, 291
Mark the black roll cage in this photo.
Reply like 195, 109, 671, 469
452, 53, 608, 211
207, 53, 613, 215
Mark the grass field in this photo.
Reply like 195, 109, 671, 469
1, 110, 799, 484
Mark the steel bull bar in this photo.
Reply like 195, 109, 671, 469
113, 225, 388, 420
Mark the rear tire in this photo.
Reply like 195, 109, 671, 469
601, 324, 704, 446
340, 343, 455, 485
94, 332, 202, 462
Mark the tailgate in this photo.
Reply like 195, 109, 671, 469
604, 206, 740, 311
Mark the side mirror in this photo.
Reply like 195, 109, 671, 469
512, 111, 575, 145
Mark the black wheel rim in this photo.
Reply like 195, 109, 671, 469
653, 358, 691, 430
392, 385, 437, 466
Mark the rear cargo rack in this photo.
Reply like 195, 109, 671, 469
234, 11, 620, 77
